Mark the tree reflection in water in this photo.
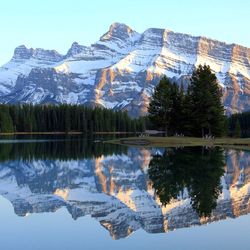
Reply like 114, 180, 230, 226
148, 147, 225, 217
0, 135, 127, 162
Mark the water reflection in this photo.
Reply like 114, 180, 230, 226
0, 136, 127, 161
0, 138, 249, 239
149, 147, 225, 217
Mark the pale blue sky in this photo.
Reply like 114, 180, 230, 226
0, 0, 249, 65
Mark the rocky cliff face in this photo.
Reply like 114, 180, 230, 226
0, 22, 249, 115
0, 148, 249, 239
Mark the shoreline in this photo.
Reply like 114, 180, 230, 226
106, 136, 250, 149
0, 131, 137, 136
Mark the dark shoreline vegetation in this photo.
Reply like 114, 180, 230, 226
0, 104, 145, 134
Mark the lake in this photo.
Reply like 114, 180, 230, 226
0, 135, 250, 250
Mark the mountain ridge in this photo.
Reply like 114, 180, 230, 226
0, 22, 249, 116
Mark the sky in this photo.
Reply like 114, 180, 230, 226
0, 0, 249, 65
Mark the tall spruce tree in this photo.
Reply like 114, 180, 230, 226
170, 82, 185, 134
187, 65, 225, 137
148, 77, 174, 136
148, 77, 185, 136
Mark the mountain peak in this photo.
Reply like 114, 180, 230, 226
66, 42, 87, 58
13, 45, 34, 59
100, 22, 137, 41
17, 44, 28, 49
12, 45, 63, 62
109, 22, 133, 32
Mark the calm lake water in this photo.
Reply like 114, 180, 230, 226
0, 135, 250, 250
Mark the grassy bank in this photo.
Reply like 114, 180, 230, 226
107, 136, 250, 149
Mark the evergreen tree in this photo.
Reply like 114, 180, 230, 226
0, 105, 14, 133
182, 87, 194, 135
170, 82, 185, 134
64, 105, 71, 133
148, 77, 174, 136
228, 111, 250, 137
187, 65, 225, 137
234, 119, 241, 138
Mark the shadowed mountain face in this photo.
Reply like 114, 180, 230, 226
0, 23, 249, 116
0, 138, 249, 239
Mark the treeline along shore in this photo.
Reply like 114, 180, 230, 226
0, 102, 248, 137
0, 104, 145, 134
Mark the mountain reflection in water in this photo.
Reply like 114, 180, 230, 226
0, 137, 249, 240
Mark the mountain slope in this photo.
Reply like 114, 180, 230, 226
0, 22, 249, 116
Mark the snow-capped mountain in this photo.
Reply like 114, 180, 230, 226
0, 147, 249, 239
0, 22, 249, 116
